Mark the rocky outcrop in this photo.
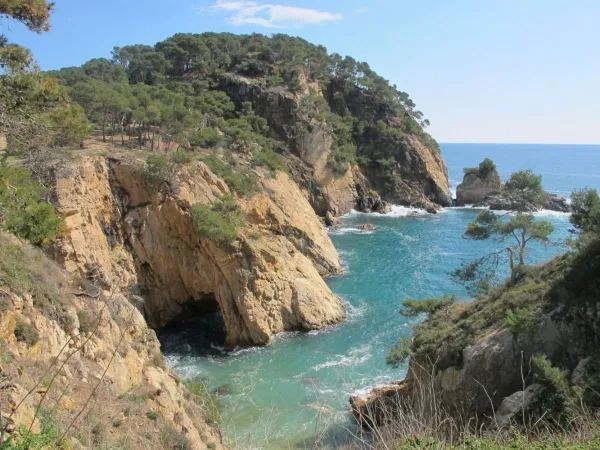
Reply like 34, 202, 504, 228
51, 156, 344, 347
219, 74, 449, 216
0, 233, 224, 449
351, 244, 600, 429
474, 192, 570, 213
456, 167, 502, 206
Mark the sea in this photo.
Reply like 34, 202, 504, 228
157, 143, 600, 449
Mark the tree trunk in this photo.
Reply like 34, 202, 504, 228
102, 110, 107, 142
507, 247, 516, 283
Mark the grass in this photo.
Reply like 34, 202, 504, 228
185, 378, 221, 426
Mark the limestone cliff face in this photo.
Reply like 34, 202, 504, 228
219, 75, 449, 216
51, 156, 344, 347
0, 233, 224, 449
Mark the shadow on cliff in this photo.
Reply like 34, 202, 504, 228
156, 312, 229, 358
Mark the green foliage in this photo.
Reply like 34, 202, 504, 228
456, 211, 554, 292
0, 166, 64, 246
393, 433, 600, 449
505, 169, 547, 206
504, 306, 537, 334
386, 336, 413, 367
252, 147, 287, 174
188, 127, 225, 148
570, 187, 600, 236
399, 295, 456, 317
141, 150, 192, 194
464, 158, 496, 178
0, 410, 69, 450
42, 102, 91, 147
185, 378, 221, 425
202, 154, 259, 195
190, 195, 246, 245
529, 355, 576, 426
14, 318, 39, 345
145, 410, 159, 421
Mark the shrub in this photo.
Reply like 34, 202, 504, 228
529, 354, 576, 427
504, 306, 537, 334
159, 424, 192, 450
190, 195, 246, 245
399, 295, 456, 318
185, 378, 221, 425
253, 148, 287, 174
14, 319, 40, 346
202, 155, 258, 196
145, 410, 159, 421
478, 158, 496, 176
141, 150, 193, 194
505, 169, 547, 205
386, 336, 413, 367
570, 187, 600, 236
188, 127, 225, 149
0, 167, 64, 246
77, 309, 98, 334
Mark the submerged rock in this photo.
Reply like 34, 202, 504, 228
358, 224, 376, 231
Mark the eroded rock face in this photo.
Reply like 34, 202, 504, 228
456, 168, 502, 206
52, 156, 344, 347
219, 75, 449, 216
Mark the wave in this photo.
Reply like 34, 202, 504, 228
345, 205, 430, 218
328, 227, 375, 236
312, 345, 372, 372
449, 205, 571, 218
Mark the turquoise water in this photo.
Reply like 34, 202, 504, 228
158, 144, 600, 449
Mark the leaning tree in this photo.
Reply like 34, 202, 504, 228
453, 210, 554, 295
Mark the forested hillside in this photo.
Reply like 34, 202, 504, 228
42, 32, 448, 210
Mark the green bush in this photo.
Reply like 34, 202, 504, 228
1, 412, 67, 450
529, 354, 576, 427
145, 410, 159, 421
504, 306, 537, 335
253, 148, 287, 174
188, 127, 225, 149
190, 195, 246, 245
14, 319, 39, 346
0, 167, 64, 246
202, 155, 258, 196
386, 336, 413, 367
505, 169, 547, 205
463, 158, 496, 178
185, 378, 221, 425
399, 295, 456, 318
141, 150, 193, 194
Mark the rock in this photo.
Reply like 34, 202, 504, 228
475, 193, 539, 212
545, 194, 570, 212
493, 384, 542, 429
324, 211, 337, 227
357, 224, 376, 231
350, 381, 409, 429
52, 156, 345, 347
456, 167, 503, 206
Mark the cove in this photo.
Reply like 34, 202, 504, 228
157, 206, 572, 448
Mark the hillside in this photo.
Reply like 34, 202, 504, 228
47, 32, 450, 215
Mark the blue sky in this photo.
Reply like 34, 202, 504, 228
3, 0, 599, 144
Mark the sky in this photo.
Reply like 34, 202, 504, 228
2, 0, 599, 144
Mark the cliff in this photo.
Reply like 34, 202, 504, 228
219, 74, 449, 215
351, 240, 600, 433
0, 231, 224, 449
50, 155, 344, 348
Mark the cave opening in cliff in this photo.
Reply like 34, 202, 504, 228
156, 294, 228, 357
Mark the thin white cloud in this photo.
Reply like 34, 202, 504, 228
210, 0, 343, 28
355, 7, 369, 14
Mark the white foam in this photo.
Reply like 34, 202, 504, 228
344, 205, 430, 219
328, 227, 375, 236
312, 345, 372, 372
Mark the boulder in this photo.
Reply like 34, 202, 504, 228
358, 224, 376, 231
349, 381, 409, 429
545, 194, 570, 212
456, 167, 502, 206
493, 384, 542, 429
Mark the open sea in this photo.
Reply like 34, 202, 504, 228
157, 143, 600, 449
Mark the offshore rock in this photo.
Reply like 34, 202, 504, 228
456, 167, 502, 206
